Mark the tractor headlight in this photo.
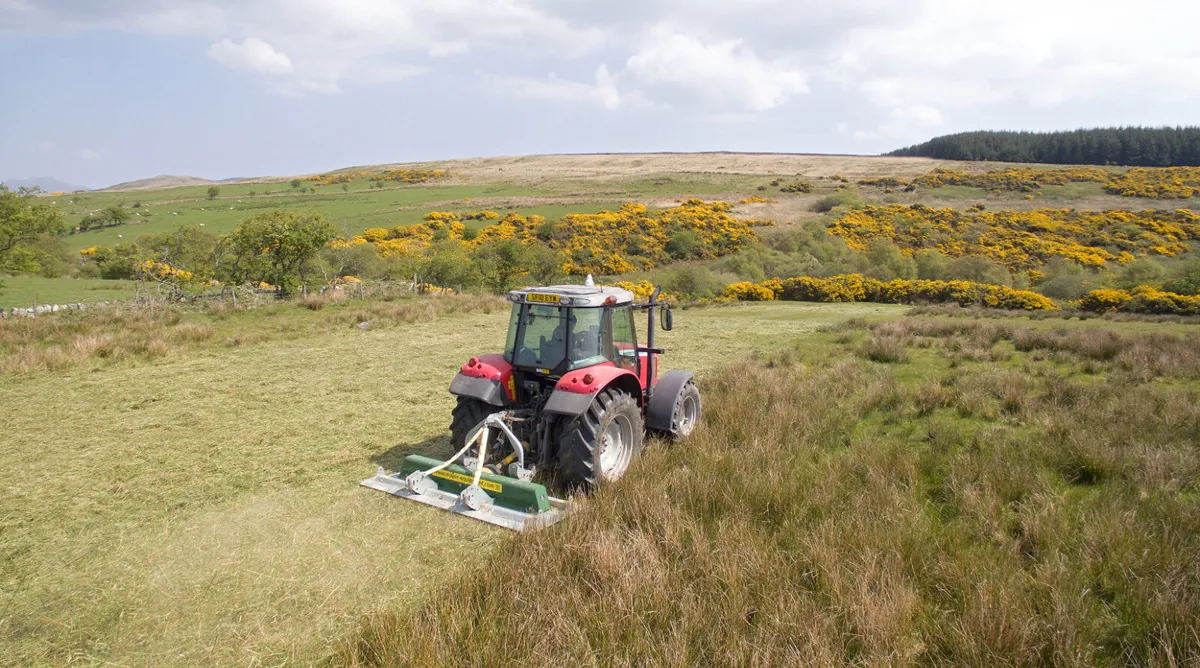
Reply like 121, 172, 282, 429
506, 292, 520, 302
559, 297, 573, 306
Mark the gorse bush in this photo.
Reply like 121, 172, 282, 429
849, 164, 1200, 201
829, 204, 1200, 270
723, 273, 1057, 310
301, 169, 449, 187
887, 165, 1200, 199
335, 200, 770, 277
1104, 167, 1200, 199
912, 167, 1111, 192
1080, 286, 1200, 315
779, 180, 813, 193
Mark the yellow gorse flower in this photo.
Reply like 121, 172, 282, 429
828, 204, 1200, 270
724, 274, 1057, 311
332, 200, 770, 276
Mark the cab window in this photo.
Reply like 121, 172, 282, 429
512, 305, 567, 369
609, 305, 639, 373
568, 307, 605, 370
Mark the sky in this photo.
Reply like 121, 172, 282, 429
2, 0, 1199, 189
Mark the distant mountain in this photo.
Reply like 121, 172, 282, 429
103, 175, 217, 191
2, 176, 88, 192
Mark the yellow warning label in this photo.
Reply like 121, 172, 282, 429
432, 469, 503, 493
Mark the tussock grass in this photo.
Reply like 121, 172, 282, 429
909, 303, 1200, 325
852, 317, 1200, 382
344, 324, 1200, 666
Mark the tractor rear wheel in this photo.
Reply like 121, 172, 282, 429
556, 389, 643, 488
450, 396, 497, 450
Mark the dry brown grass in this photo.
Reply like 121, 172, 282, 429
342, 323, 1200, 666
0, 293, 505, 375
372, 153, 959, 185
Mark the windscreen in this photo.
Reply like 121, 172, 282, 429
504, 304, 607, 372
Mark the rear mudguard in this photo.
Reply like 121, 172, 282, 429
545, 366, 642, 416
449, 353, 513, 406
645, 369, 695, 434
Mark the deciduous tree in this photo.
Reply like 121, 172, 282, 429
224, 210, 337, 295
0, 185, 65, 275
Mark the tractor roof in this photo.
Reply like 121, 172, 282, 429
507, 284, 635, 307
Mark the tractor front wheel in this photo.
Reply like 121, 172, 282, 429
556, 389, 643, 488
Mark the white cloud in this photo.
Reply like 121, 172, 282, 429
500, 64, 620, 110
207, 37, 293, 74
428, 41, 468, 58
625, 27, 807, 111
5, 0, 1200, 128
889, 105, 942, 127
79, 148, 100, 160
829, 0, 1200, 111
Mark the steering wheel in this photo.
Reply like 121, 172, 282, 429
570, 331, 598, 360
515, 345, 539, 366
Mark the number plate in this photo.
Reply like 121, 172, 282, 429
526, 293, 560, 304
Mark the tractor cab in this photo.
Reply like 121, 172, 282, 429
502, 285, 640, 378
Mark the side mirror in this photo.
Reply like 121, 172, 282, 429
662, 307, 673, 331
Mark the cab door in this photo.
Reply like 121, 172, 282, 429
607, 305, 640, 377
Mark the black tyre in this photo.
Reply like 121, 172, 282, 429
670, 380, 702, 439
556, 389, 643, 488
449, 396, 497, 450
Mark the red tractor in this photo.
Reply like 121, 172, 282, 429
363, 282, 701, 530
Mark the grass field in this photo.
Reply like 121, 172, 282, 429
0, 298, 905, 665
4, 296, 1199, 664
0, 276, 136, 308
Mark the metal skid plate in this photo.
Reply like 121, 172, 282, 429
361, 469, 567, 532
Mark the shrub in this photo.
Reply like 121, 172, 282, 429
828, 204, 1200, 270
1080, 286, 1200, 315
722, 281, 775, 301
338, 200, 770, 279
810, 191, 863, 213
727, 274, 1057, 310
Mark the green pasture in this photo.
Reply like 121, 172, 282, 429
0, 276, 137, 308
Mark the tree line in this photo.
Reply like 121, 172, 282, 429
888, 127, 1200, 167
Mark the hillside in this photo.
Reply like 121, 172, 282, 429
103, 174, 221, 191
5, 151, 1199, 312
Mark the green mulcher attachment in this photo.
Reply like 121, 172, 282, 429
361, 413, 567, 531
